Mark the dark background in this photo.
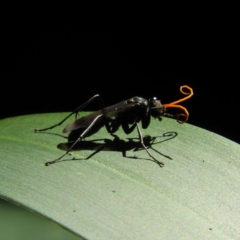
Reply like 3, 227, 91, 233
1, 22, 239, 144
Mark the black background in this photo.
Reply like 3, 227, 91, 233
1, 22, 239, 144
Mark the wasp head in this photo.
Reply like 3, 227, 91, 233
149, 97, 166, 120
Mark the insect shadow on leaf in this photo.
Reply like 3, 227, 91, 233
56, 132, 178, 166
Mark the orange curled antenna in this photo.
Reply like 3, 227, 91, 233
163, 85, 193, 123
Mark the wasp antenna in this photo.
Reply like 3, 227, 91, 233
167, 85, 193, 105
163, 86, 193, 123
163, 104, 189, 123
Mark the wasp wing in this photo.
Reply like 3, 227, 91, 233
62, 110, 103, 133
62, 100, 136, 133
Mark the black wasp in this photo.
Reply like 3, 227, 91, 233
35, 86, 193, 167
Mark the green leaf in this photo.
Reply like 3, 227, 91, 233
0, 113, 239, 239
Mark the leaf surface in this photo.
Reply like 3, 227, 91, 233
0, 113, 239, 239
